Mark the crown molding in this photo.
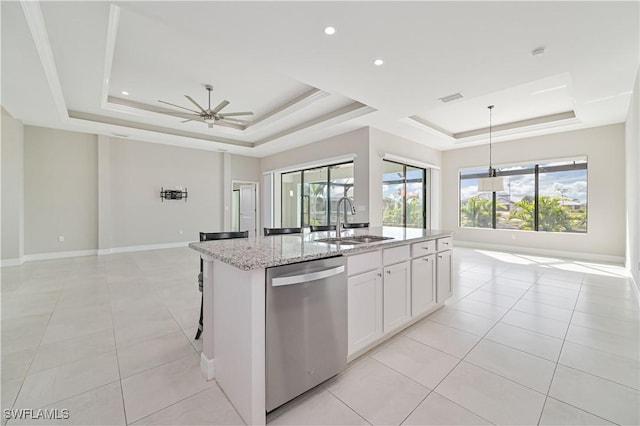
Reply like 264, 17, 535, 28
21, 0, 69, 120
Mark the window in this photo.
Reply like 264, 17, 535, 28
281, 162, 354, 227
382, 160, 426, 228
459, 158, 587, 233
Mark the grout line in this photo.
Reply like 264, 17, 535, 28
107, 276, 129, 426
542, 396, 622, 426
397, 389, 435, 426
481, 332, 561, 363
555, 362, 640, 393
416, 271, 541, 422
320, 385, 373, 426
365, 355, 434, 391
535, 272, 584, 425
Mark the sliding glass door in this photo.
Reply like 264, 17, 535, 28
281, 162, 354, 228
382, 160, 426, 228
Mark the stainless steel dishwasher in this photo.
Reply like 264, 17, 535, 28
265, 256, 347, 412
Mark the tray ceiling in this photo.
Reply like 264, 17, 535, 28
2, 1, 638, 157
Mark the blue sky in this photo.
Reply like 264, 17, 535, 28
461, 169, 587, 203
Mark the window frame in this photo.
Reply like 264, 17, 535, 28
459, 158, 588, 233
382, 159, 427, 229
280, 161, 354, 227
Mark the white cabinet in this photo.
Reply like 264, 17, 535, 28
347, 269, 383, 355
436, 237, 453, 251
411, 254, 436, 317
436, 249, 453, 303
383, 261, 411, 333
346, 235, 452, 358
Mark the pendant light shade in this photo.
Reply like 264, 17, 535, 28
478, 105, 504, 193
478, 175, 505, 192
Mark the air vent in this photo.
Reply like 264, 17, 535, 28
439, 92, 463, 103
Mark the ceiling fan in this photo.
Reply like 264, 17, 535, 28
158, 85, 253, 128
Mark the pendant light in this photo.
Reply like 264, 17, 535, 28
478, 105, 505, 192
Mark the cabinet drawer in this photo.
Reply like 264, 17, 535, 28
383, 245, 410, 265
436, 237, 453, 251
347, 251, 382, 276
411, 240, 436, 257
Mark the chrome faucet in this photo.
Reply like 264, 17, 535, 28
335, 197, 356, 240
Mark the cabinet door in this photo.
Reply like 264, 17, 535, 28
383, 261, 411, 333
436, 250, 453, 303
348, 269, 383, 356
411, 254, 436, 317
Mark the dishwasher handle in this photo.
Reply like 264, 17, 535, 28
272, 265, 345, 287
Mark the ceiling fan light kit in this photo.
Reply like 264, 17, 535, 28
158, 84, 254, 128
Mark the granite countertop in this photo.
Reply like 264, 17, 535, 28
188, 227, 453, 271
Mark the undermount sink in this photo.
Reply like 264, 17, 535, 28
315, 235, 394, 245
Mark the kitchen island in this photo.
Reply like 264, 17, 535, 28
189, 227, 453, 425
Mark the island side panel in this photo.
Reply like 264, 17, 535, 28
201, 256, 215, 379
213, 259, 266, 426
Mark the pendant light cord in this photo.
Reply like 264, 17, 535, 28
488, 105, 494, 177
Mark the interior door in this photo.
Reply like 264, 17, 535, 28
239, 184, 256, 238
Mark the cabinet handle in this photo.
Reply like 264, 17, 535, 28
421, 246, 431, 250
438, 255, 443, 259
377, 273, 382, 277
423, 258, 429, 262
443, 241, 449, 245
386, 270, 391, 274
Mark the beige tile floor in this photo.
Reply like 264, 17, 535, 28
2, 247, 639, 425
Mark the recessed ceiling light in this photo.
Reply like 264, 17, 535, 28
373, 58, 384, 66
121, 91, 129, 96
324, 26, 336, 35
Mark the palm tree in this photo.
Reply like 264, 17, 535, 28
509, 196, 573, 232
538, 196, 572, 231
460, 196, 493, 228
509, 197, 535, 230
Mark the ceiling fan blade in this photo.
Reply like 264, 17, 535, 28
169, 112, 200, 119
218, 111, 254, 117
216, 120, 244, 130
185, 95, 207, 113
221, 117, 250, 124
211, 100, 230, 114
158, 100, 200, 113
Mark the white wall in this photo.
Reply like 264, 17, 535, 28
7, 126, 260, 259
231, 154, 261, 183
442, 124, 626, 262
260, 127, 444, 228
261, 128, 370, 224
625, 68, 640, 287
368, 128, 442, 227
23, 126, 98, 255
108, 137, 223, 247
1, 107, 24, 262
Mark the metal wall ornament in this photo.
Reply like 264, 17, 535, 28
160, 187, 188, 202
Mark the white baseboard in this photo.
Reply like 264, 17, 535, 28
2, 242, 191, 267
455, 240, 625, 265
1, 258, 24, 267
105, 241, 189, 254
200, 352, 215, 381
22, 249, 98, 262
631, 275, 640, 308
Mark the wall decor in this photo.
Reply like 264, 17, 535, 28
160, 187, 188, 202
